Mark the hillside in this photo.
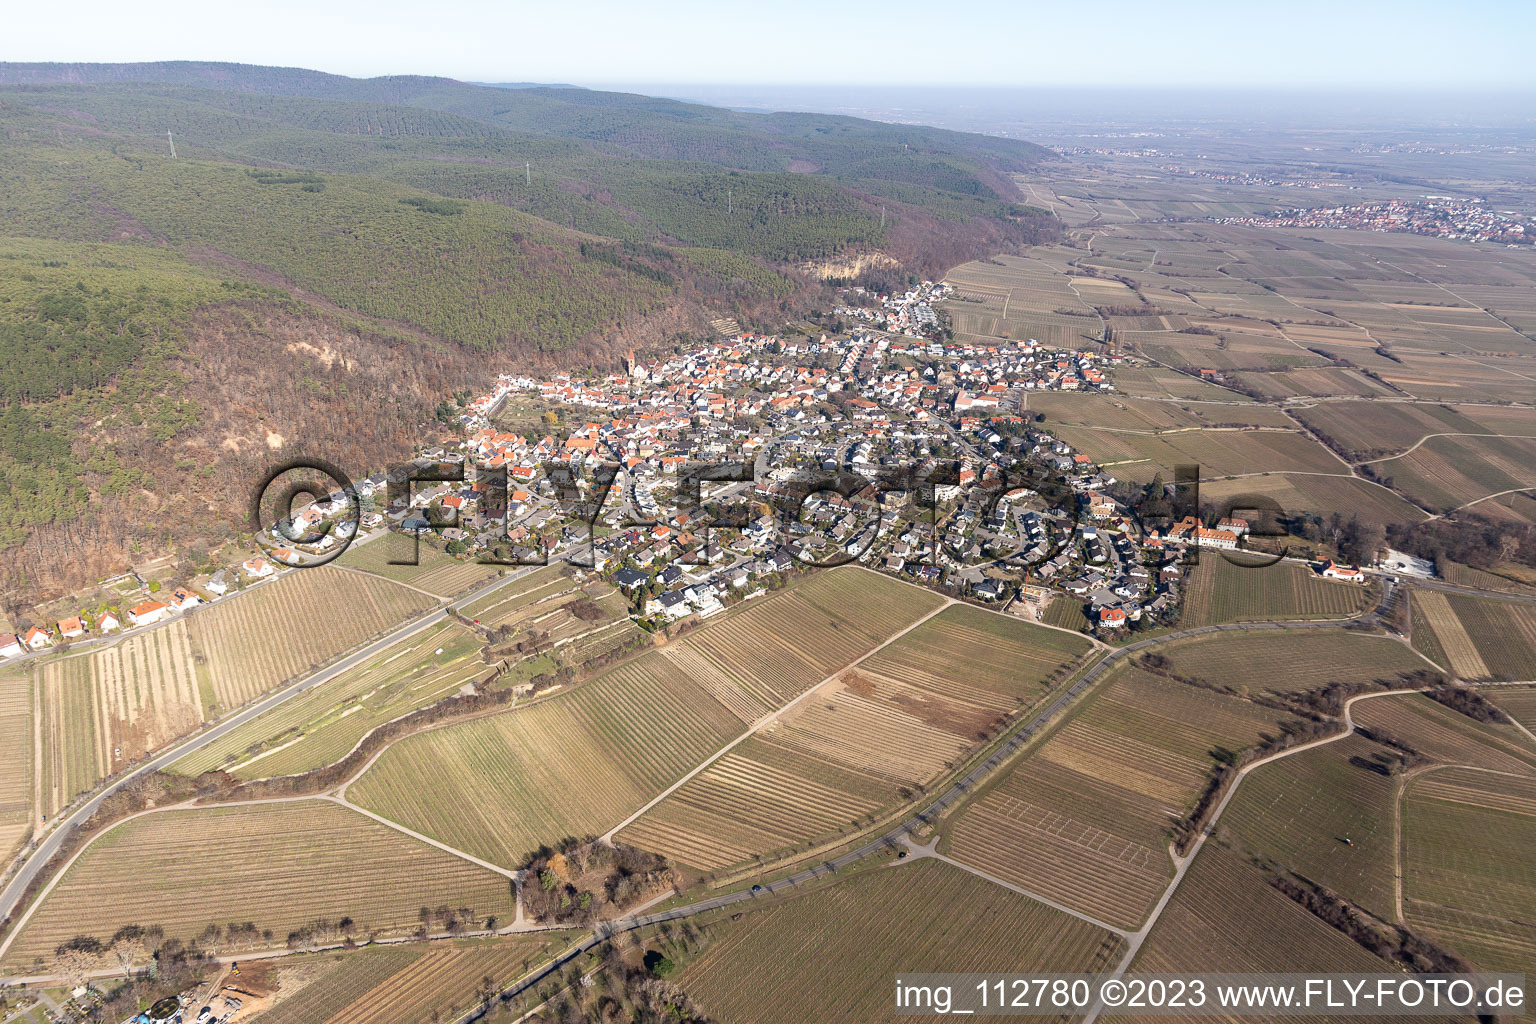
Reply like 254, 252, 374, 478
0, 62, 1057, 605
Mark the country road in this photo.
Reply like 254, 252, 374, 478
445, 579, 1408, 1023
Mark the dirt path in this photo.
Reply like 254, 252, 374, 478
598, 597, 958, 844
899, 834, 1131, 938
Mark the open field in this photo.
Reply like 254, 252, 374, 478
1110, 842, 1398, 988
353, 570, 940, 868
38, 620, 205, 816
1109, 366, 1257, 402
339, 538, 501, 598
1196, 473, 1425, 528
256, 936, 574, 1024
618, 605, 1093, 872
1407, 590, 1536, 681
1373, 435, 1536, 513
1292, 400, 1536, 461
171, 622, 487, 779
943, 253, 1111, 349
1221, 733, 1399, 920
1179, 558, 1373, 628
187, 566, 438, 712
1053, 425, 1344, 482
860, 603, 1093, 708
678, 859, 1124, 1024
1490, 685, 1536, 731
1151, 629, 1432, 695
350, 651, 747, 868
1351, 695, 1536, 775
615, 735, 895, 875
1025, 393, 1294, 430
1073, 222, 1536, 405
1, 801, 513, 971
944, 666, 1291, 929
1403, 768, 1536, 975
0, 668, 30, 863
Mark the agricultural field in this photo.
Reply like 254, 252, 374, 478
943, 253, 1111, 349
860, 603, 1093, 709
1179, 557, 1374, 628
943, 666, 1293, 929
1073, 223, 1536, 405
171, 621, 487, 779
1402, 768, 1536, 975
1110, 842, 1399, 986
460, 564, 572, 625
186, 565, 438, 711
1371, 435, 1536, 514
1042, 594, 1092, 632
0, 667, 30, 863
352, 570, 943, 868
1351, 694, 1536, 776
255, 936, 573, 1024
1407, 590, 1536, 681
1438, 560, 1536, 597
676, 569, 942, 709
1026, 393, 1293, 431
38, 620, 204, 817
1052, 425, 1343, 482
1291, 400, 1536, 461
1489, 685, 1536, 731
349, 651, 746, 868
1220, 733, 1399, 920
37, 656, 97, 822
0, 801, 514, 971
459, 563, 635, 656
1151, 629, 1432, 696
1196, 473, 1425, 529
678, 859, 1124, 1024
339, 535, 502, 597
618, 605, 1093, 872
1102, 365, 1257, 402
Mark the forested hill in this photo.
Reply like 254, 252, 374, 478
0, 62, 1058, 606
0, 63, 1055, 271
0, 61, 1052, 171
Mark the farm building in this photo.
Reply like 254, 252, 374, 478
1319, 560, 1365, 581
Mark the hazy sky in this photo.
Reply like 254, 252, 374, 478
7, 0, 1535, 90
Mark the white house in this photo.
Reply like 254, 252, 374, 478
0, 635, 22, 659
169, 588, 203, 612
129, 600, 170, 627
97, 611, 122, 633
242, 557, 275, 579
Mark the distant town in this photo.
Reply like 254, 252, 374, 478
1218, 196, 1533, 244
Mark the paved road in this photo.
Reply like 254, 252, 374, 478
0, 557, 547, 928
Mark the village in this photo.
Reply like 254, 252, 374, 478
0, 287, 1378, 663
